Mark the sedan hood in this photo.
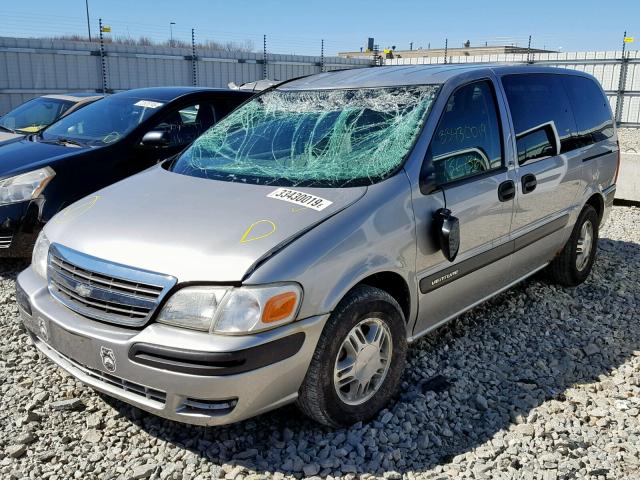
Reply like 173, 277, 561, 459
0, 131, 24, 146
45, 166, 367, 282
0, 137, 88, 176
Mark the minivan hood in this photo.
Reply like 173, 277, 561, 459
45, 166, 367, 282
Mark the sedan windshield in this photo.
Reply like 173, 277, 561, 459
171, 85, 439, 187
0, 97, 72, 134
41, 96, 162, 146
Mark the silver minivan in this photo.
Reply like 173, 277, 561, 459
17, 65, 619, 427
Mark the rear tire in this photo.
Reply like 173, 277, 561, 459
547, 205, 599, 287
297, 285, 407, 427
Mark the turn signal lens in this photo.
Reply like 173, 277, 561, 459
262, 291, 298, 323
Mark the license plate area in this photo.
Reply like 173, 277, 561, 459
29, 315, 93, 366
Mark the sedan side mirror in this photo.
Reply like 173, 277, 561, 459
433, 208, 460, 262
140, 130, 171, 147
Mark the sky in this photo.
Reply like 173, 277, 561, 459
2, 0, 638, 56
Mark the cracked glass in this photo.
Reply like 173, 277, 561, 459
171, 85, 440, 187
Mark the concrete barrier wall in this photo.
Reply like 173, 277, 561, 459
0, 36, 372, 113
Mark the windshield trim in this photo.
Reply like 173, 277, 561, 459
171, 84, 442, 189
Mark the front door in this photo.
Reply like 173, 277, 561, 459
412, 79, 516, 335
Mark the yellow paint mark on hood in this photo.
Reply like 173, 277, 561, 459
240, 219, 276, 243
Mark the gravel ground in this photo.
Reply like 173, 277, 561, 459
618, 128, 640, 153
1, 206, 639, 480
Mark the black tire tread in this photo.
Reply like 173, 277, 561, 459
296, 285, 406, 427
547, 205, 599, 287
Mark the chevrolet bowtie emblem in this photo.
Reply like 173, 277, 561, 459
74, 284, 92, 297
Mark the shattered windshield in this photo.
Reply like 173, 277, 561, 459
171, 85, 440, 187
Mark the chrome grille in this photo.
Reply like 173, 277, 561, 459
0, 235, 13, 249
47, 244, 176, 327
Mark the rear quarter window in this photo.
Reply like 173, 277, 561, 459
562, 76, 614, 146
502, 74, 578, 164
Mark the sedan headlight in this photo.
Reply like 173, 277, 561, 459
0, 167, 55, 205
156, 283, 302, 335
32, 231, 50, 279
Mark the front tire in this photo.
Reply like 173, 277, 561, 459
547, 204, 599, 286
297, 285, 407, 427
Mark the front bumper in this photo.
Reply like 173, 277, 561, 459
17, 267, 327, 426
0, 199, 43, 257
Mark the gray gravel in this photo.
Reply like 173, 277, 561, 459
618, 128, 640, 153
2, 206, 640, 480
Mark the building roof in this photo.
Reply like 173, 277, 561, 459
339, 45, 555, 60
279, 64, 593, 90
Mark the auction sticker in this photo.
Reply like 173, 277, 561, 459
134, 100, 164, 108
267, 188, 333, 211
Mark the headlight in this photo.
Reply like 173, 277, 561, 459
0, 167, 55, 205
156, 283, 302, 335
32, 231, 50, 279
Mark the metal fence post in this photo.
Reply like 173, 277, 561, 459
263, 34, 268, 80
373, 44, 380, 66
615, 31, 629, 125
98, 18, 108, 93
191, 28, 198, 86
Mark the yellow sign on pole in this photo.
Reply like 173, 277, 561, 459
624, 36, 634, 43
100, 26, 111, 33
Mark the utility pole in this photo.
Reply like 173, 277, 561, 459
410, 41, 413, 51
444, 38, 448, 64
169, 22, 176, 47
85, 0, 92, 42
320, 39, 325, 73
527, 35, 532, 63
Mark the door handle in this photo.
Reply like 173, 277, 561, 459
521, 173, 537, 194
498, 180, 516, 202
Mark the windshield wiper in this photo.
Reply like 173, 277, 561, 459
41, 137, 85, 147
0, 125, 15, 133
57, 137, 85, 147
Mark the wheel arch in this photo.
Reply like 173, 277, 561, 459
585, 192, 605, 226
333, 270, 412, 325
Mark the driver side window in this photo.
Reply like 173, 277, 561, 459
148, 103, 216, 147
429, 81, 503, 185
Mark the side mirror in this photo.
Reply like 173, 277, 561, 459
433, 208, 460, 262
140, 130, 171, 147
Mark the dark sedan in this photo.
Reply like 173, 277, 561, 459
0, 87, 252, 256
